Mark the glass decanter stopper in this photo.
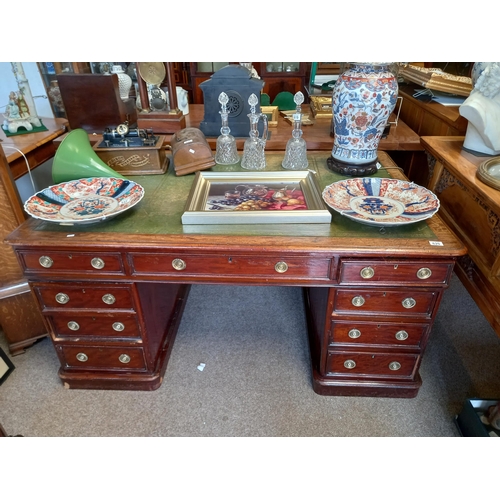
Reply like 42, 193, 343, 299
215, 92, 240, 165
282, 91, 309, 170
241, 93, 268, 170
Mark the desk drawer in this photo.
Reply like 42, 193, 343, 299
56, 344, 147, 371
339, 260, 453, 286
329, 320, 428, 348
33, 283, 136, 310
18, 251, 125, 275
326, 351, 419, 378
130, 252, 334, 281
332, 288, 440, 317
48, 313, 141, 339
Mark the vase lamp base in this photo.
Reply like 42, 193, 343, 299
326, 156, 378, 177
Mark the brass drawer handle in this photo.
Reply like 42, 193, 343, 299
67, 321, 80, 331
395, 330, 409, 341
360, 266, 374, 279
352, 295, 365, 307
39, 256, 53, 268
91, 257, 105, 269
417, 267, 432, 279
389, 361, 401, 371
172, 258, 186, 271
76, 353, 88, 362
119, 354, 131, 364
402, 297, 416, 309
344, 359, 356, 369
275, 261, 288, 273
55, 292, 70, 304
348, 328, 361, 339
112, 322, 125, 332
102, 293, 116, 305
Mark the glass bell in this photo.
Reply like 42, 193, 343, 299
215, 92, 240, 165
241, 93, 268, 170
282, 91, 308, 170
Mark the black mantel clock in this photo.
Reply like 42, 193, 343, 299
199, 64, 265, 138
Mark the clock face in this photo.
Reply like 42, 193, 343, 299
116, 123, 129, 135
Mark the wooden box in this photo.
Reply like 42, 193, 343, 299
93, 135, 169, 175
170, 128, 215, 176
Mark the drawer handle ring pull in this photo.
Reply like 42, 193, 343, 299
76, 353, 88, 362
172, 258, 186, 271
395, 330, 409, 341
55, 293, 70, 304
119, 354, 131, 364
352, 295, 365, 307
344, 359, 356, 369
389, 361, 401, 371
39, 256, 53, 268
91, 257, 105, 270
67, 321, 80, 331
275, 261, 288, 273
402, 297, 416, 309
360, 266, 374, 279
348, 329, 361, 339
417, 267, 432, 279
112, 322, 125, 332
102, 293, 116, 305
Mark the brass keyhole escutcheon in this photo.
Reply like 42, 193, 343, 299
352, 295, 365, 307
417, 267, 432, 279
39, 256, 53, 268
360, 266, 374, 279
172, 258, 186, 271
275, 261, 288, 273
91, 257, 105, 269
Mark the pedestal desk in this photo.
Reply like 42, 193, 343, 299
5, 151, 466, 397
421, 136, 500, 337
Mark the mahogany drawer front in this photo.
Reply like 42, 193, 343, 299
329, 320, 428, 348
32, 284, 136, 310
339, 260, 454, 286
326, 351, 419, 378
56, 345, 147, 371
130, 253, 334, 281
48, 313, 141, 339
332, 288, 440, 317
18, 251, 125, 275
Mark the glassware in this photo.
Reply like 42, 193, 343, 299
282, 91, 308, 170
241, 93, 268, 170
215, 92, 240, 165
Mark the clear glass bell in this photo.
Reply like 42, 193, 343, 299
241, 93, 268, 170
215, 92, 240, 165
282, 91, 308, 170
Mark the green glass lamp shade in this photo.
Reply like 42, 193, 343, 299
52, 128, 125, 184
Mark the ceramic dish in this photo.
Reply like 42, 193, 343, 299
476, 157, 500, 191
24, 177, 144, 225
322, 177, 440, 227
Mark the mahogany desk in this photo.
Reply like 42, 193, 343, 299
0, 117, 67, 355
5, 151, 466, 397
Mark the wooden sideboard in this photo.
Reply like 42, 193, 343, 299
5, 151, 466, 397
421, 136, 500, 337
0, 117, 68, 355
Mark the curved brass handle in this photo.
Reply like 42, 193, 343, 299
55, 292, 70, 304
348, 328, 361, 339
172, 258, 186, 271
344, 359, 356, 369
91, 257, 105, 269
275, 261, 288, 273
352, 295, 365, 307
402, 297, 416, 309
67, 321, 80, 331
119, 354, 131, 364
76, 353, 88, 362
389, 361, 401, 371
102, 293, 116, 305
39, 256, 53, 268
360, 266, 374, 279
417, 267, 432, 279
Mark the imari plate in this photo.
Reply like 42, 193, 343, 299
321, 177, 440, 227
24, 177, 144, 225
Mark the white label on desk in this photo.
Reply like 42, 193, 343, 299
189, 148, 195, 154
429, 241, 444, 246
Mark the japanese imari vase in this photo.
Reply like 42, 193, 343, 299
329, 63, 398, 176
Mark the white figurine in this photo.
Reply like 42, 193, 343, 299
459, 62, 500, 156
